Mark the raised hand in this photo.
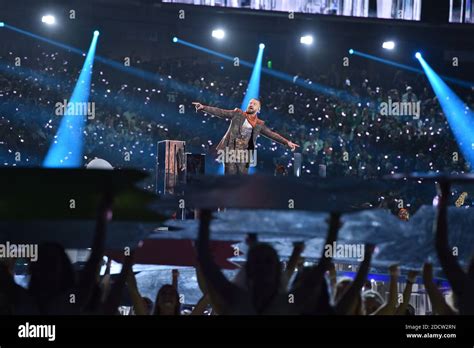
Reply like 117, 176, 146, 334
289, 212, 343, 314
282, 241, 305, 288
434, 180, 474, 314
406, 270, 419, 285
436, 180, 451, 202
103, 254, 134, 315
77, 191, 114, 310
389, 264, 400, 278
336, 243, 375, 315
422, 263, 434, 284
195, 209, 246, 314
422, 262, 457, 315
172, 269, 179, 290
395, 269, 419, 315
373, 264, 399, 315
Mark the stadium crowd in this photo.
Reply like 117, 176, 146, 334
0, 44, 472, 209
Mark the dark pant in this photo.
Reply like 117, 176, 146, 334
224, 162, 249, 175
222, 139, 252, 175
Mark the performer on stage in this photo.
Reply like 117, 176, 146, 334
193, 99, 299, 175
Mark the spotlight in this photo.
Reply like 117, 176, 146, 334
382, 41, 395, 50
300, 35, 314, 45
41, 15, 56, 25
211, 29, 225, 40
172, 37, 178, 43
93, 30, 100, 36
349, 49, 354, 54
415, 52, 422, 59
0, 22, 4, 27
259, 43, 265, 49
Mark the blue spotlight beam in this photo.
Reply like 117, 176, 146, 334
5, 24, 84, 55
352, 49, 474, 89
4, 24, 218, 102
43, 33, 99, 168
417, 55, 474, 168
239, 44, 265, 175
352, 49, 424, 74
241, 45, 264, 109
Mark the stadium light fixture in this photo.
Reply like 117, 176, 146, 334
382, 41, 395, 50
349, 49, 354, 54
300, 35, 314, 45
259, 43, 265, 49
211, 29, 225, 40
415, 52, 422, 59
41, 15, 56, 25
172, 36, 178, 43
94, 30, 100, 36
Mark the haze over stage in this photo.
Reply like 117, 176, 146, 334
160, 206, 474, 271
1, 168, 473, 270
180, 175, 390, 212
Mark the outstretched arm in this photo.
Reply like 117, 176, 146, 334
422, 263, 457, 315
126, 264, 148, 316
335, 244, 375, 315
193, 102, 236, 120
260, 124, 299, 151
172, 269, 179, 290
434, 181, 468, 299
395, 270, 419, 315
77, 191, 113, 309
195, 209, 246, 314
328, 262, 338, 301
102, 255, 133, 315
282, 242, 305, 289
190, 262, 213, 315
373, 264, 400, 315
100, 257, 112, 302
289, 212, 341, 313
